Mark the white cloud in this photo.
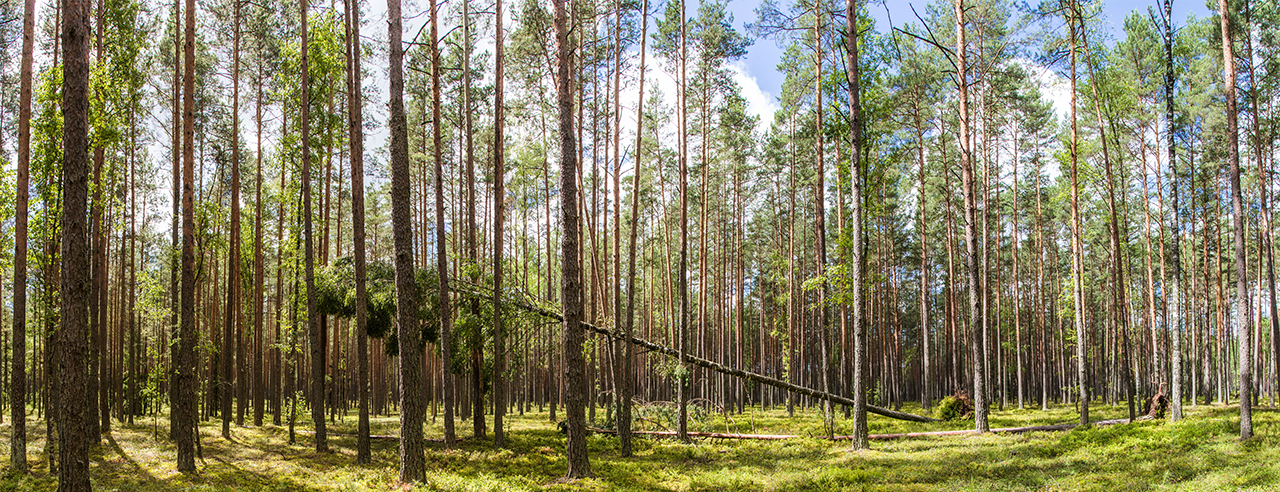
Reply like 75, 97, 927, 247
728, 60, 779, 134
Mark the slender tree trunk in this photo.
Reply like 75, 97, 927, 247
274, 106, 287, 427
492, 0, 507, 448
1081, 32, 1133, 421
389, 0, 425, 477
811, 2, 834, 436
1160, 0, 1186, 421
429, 0, 455, 447
1067, 0, 1088, 426
1242, 0, 1278, 410
1010, 119, 1024, 411
223, 0, 242, 439
169, 0, 182, 440
676, 0, 690, 443
1220, 0, 1252, 440
459, 0, 486, 440
956, 0, 988, 433
847, 0, 868, 450
556, 0, 592, 477
11, 0, 36, 471
176, 0, 198, 471
618, 0, 648, 456
254, 64, 266, 429
299, 0, 327, 453
88, 0, 103, 443
914, 97, 930, 412
346, 0, 371, 462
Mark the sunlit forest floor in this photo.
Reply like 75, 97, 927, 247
1, 401, 1279, 490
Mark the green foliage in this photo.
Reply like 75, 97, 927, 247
313, 257, 437, 343
934, 395, 973, 422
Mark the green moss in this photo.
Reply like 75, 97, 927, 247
0, 403, 1276, 490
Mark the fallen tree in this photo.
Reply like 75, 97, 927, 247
455, 282, 936, 423
863, 417, 1133, 440
589, 417, 1133, 441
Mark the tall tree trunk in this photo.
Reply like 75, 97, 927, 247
223, 0, 242, 439
11, 0, 35, 471
1010, 118, 1024, 410
88, 0, 103, 442
1242, 0, 1277, 409
492, 0, 507, 448
1220, 0, 1252, 440
848, 0, 868, 450
274, 105, 287, 427
254, 64, 266, 429
956, 0, 988, 433
389, 0, 425, 477
812, 1, 833, 436
1081, 31, 1133, 421
300, 0, 327, 453
676, 0, 690, 443
914, 96, 930, 412
57, 0, 92, 484
169, 0, 182, 441
346, 0, 371, 462
460, 0, 486, 440
619, 0, 648, 456
176, 0, 198, 471
556, 0, 592, 477
429, 0, 455, 447
1161, 0, 1185, 422
1067, 0, 1088, 426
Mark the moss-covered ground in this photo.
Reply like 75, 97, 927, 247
0, 401, 1277, 490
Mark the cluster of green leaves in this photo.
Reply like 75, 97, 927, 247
313, 257, 437, 350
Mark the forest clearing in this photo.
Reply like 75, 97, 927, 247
3, 0, 1280, 483
3, 404, 1279, 490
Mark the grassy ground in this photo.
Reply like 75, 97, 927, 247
0, 401, 1278, 491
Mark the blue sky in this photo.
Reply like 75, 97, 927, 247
721, 0, 1215, 107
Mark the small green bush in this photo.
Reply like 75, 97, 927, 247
936, 394, 973, 421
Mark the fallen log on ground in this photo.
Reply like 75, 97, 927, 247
589, 428, 800, 440
863, 417, 1132, 440
452, 282, 935, 423
589, 418, 1134, 441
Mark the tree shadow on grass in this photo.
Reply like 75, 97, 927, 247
98, 432, 160, 486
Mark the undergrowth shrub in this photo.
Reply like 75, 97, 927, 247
936, 392, 974, 421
